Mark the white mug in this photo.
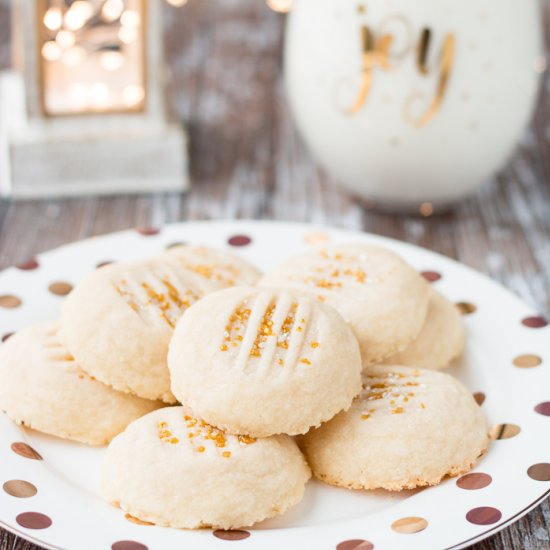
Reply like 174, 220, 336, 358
284, 0, 543, 211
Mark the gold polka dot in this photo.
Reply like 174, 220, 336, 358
489, 423, 521, 440
11, 442, 42, 460
125, 513, 154, 526
456, 302, 477, 315
3, 480, 37, 498
0, 295, 21, 309
391, 516, 428, 534
48, 282, 73, 296
513, 354, 542, 368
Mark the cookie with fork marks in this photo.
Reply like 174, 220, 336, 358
168, 286, 362, 437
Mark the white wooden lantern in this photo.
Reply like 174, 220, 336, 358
0, 0, 188, 198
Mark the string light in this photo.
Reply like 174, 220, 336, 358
40, 1, 146, 114
119, 26, 138, 44
100, 50, 125, 71
166, 0, 189, 6
123, 85, 145, 107
90, 83, 110, 106
121, 10, 141, 27
101, 0, 125, 22
64, 1, 93, 31
43, 7, 62, 31
41, 40, 62, 62
56, 30, 76, 49
62, 46, 85, 67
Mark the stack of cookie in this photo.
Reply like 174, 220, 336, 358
0, 242, 488, 530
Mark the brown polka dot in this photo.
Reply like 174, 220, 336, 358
473, 392, 485, 406
111, 542, 148, 550
97, 260, 114, 269
456, 302, 477, 315
391, 516, 428, 534
109, 544, 143, 550
0, 295, 21, 309
11, 442, 42, 460
513, 354, 542, 368
466, 506, 502, 525
48, 282, 73, 296
16, 259, 39, 270
522, 316, 548, 328
3, 480, 37, 498
336, 541, 374, 550
527, 463, 550, 481
16, 512, 52, 529
213, 529, 251, 541
136, 227, 160, 236
421, 271, 441, 282
2, 332, 14, 342
488, 423, 521, 440
227, 235, 252, 247
125, 513, 154, 526
165, 242, 186, 249
535, 402, 550, 416
456, 473, 492, 490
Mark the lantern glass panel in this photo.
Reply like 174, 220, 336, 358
38, 0, 146, 115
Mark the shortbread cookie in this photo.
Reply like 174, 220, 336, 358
301, 365, 488, 491
101, 406, 311, 529
384, 290, 466, 370
60, 258, 222, 402
168, 286, 362, 436
160, 245, 261, 289
258, 244, 430, 364
0, 322, 160, 445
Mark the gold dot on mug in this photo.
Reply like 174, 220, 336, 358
456, 302, 477, 315
513, 354, 542, 368
48, 282, 73, 296
488, 423, 521, 440
391, 516, 428, 534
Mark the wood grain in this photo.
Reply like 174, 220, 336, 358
0, 1, 548, 549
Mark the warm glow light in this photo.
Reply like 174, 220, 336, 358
102, 0, 125, 22
166, 0, 189, 6
123, 85, 145, 106
100, 50, 125, 71
119, 26, 138, 44
266, 0, 293, 13
62, 46, 86, 67
56, 30, 76, 49
90, 82, 110, 106
64, 1, 93, 31
41, 40, 62, 62
68, 83, 89, 108
120, 9, 141, 27
43, 7, 62, 31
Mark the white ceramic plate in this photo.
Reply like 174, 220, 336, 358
0, 220, 548, 550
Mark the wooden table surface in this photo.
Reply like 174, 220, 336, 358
0, 2, 549, 549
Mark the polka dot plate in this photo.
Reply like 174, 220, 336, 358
0, 220, 548, 550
